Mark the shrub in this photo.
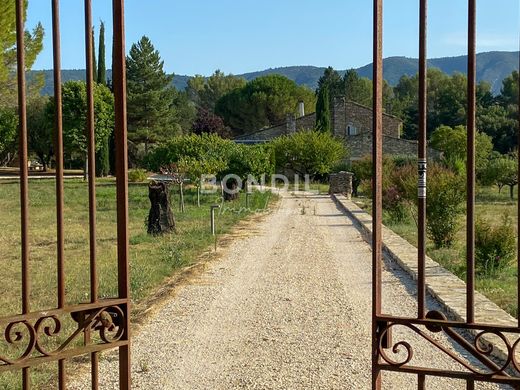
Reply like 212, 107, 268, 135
128, 168, 149, 183
397, 163, 465, 248
424, 165, 465, 248
475, 216, 516, 275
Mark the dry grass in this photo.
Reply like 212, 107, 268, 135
0, 178, 274, 389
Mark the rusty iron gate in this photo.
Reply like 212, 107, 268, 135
372, 0, 520, 389
1, 0, 130, 389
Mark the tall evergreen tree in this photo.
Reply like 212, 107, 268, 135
91, 29, 97, 82
126, 36, 176, 155
95, 21, 110, 176
97, 21, 106, 85
315, 84, 331, 133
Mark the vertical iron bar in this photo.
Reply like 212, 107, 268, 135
372, 0, 383, 389
113, 1, 131, 388
15, 0, 30, 388
84, 1, 99, 388
418, 373, 426, 390
466, 0, 477, 325
417, 0, 428, 320
84, 0, 97, 305
51, 0, 66, 387
517, 46, 520, 329
467, 379, 475, 389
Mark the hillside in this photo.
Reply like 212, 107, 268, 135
32, 51, 518, 96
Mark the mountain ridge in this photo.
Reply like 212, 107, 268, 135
33, 51, 518, 96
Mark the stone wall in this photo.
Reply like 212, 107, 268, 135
332, 98, 402, 139
329, 172, 353, 199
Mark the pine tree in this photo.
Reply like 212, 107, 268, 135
315, 84, 331, 133
126, 36, 176, 155
95, 21, 110, 176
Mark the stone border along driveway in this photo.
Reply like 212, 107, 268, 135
332, 194, 518, 363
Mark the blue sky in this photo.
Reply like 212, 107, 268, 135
27, 0, 519, 76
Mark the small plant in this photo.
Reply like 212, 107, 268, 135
128, 168, 148, 183
476, 215, 516, 275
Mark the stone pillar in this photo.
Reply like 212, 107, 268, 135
328, 171, 353, 199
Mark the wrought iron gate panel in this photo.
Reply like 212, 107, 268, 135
1, 1, 130, 388
371, 0, 520, 389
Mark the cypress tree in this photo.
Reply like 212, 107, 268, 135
315, 84, 331, 133
95, 21, 110, 176
91, 29, 97, 82
97, 22, 107, 85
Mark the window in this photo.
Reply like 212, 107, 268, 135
346, 124, 358, 136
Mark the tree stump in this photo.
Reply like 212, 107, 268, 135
147, 181, 176, 235
223, 177, 240, 201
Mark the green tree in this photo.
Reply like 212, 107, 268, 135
315, 84, 331, 133
500, 70, 519, 107
430, 125, 493, 175
215, 74, 316, 136
343, 69, 372, 107
481, 156, 518, 199
97, 21, 107, 85
272, 130, 347, 178
27, 95, 53, 170
0, 0, 44, 107
317, 66, 344, 102
95, 21, 110, 176
47, 81, 114, 164
0, 107, 18, 165
187, 70, 246, 110
127, 36, 176, 155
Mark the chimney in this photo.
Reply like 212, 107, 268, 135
298, 101, 305, 118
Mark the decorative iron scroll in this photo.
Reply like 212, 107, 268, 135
375, 311, 520, 383
0, 300, 127, 371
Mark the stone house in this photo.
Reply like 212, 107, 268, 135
235, 97, 438, 160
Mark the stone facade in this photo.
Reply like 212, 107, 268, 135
234, 98, 439, 160
332, 98, 402, 138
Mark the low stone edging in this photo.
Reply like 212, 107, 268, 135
332, 193, 517, 361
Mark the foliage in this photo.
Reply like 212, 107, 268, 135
126, 36, 177, 153
97, 21, 107, 85
27, 95, 53, 170
400, 163, 466, 248
95, 21, 110, 176
350, 155, 395, 197
315, 84, 331, 133
272, 130, 347, 178
128, 168, 149, 183
0, 0, 44, 108
343, 69, 372, 107
429, 125, 493, 175
481, 156, 518, 199
192, 107, 230, 138
0, 107, 17, 164
46, 81, 114, 160
475, 216, 516, 275
146, 134, 275, 187
145, 133, 233, 177
215, 74, 316, 135
225, 143, 276, 181
186, 70, 246, 110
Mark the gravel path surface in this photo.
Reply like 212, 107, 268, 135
70, 192, 507, 389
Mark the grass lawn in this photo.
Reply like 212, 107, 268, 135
0, 178, 274, 389
355, 185, 519, 317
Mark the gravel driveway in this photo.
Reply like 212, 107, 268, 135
71, 192, 508, 389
